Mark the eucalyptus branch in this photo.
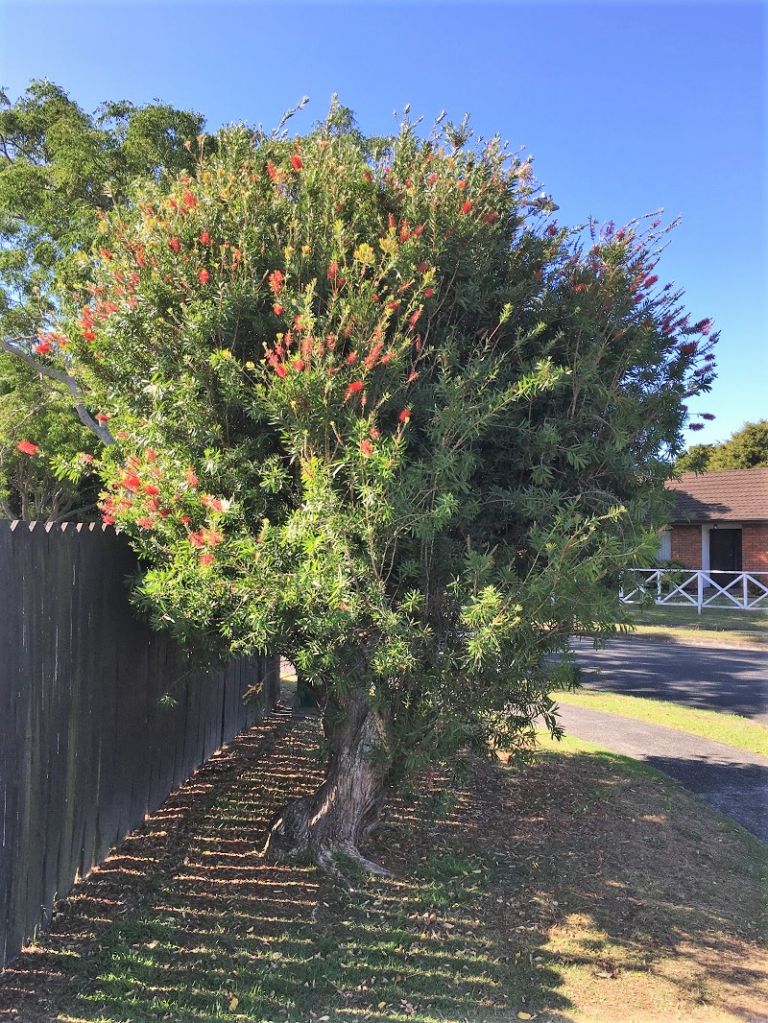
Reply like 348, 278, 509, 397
1, 336, 115, 446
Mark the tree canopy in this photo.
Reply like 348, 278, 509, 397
14, 104, 717, 869
0, 81, 204, 518
675, 420, 768, 473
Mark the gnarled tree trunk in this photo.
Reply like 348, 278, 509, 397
263, 687, 392, 874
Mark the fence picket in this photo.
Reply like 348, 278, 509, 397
0, 521, 277, 967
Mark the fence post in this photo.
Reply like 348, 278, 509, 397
743, 573, 749, 609
697, 571, 703, 614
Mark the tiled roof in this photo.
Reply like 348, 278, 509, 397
665, 467, 768, 523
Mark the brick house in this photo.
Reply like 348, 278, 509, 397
660, 467, 768, 573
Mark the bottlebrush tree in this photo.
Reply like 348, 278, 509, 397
36, 108, 715, 871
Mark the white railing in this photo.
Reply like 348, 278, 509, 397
619, 568, 768, 613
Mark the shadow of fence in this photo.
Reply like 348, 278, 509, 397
0, 520, 278, 967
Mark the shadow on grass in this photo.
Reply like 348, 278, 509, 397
0, 720, 569, 1022
2, 721, 766, 1022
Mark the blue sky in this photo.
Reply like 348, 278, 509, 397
1, 0, 765, 447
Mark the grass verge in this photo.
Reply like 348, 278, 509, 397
1, 716, 766, 1023
554, 689, 768, 758
625, 605, 767, 649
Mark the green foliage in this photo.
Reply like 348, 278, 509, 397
45, 109, 715, 775
674, 442, 715, 474
676, 420, 768, 472
0, 80, 204, 517
0, 352, 99, 519
0, 80, 203, 340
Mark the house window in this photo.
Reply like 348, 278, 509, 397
657, 529, 672, 561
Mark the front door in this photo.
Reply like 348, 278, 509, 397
709, 528, 742, 573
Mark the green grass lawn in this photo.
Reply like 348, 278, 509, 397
623, 603, 767, 648
2, 715, 766, 1023
554, 689, 768, 757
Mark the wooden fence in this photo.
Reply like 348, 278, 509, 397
0, 520, 279, 967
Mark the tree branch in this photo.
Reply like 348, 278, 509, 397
1, 336, 115, 445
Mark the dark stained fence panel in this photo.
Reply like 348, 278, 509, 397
0, 520, 277, 967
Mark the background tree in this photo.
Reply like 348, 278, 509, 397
0, 81, 204, 517
675, 420, 768, 473
0, 354, 100, 519
31, 110, 715, 871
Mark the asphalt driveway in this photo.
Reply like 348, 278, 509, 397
571, 638, 768, 722
556, 703, 768, 841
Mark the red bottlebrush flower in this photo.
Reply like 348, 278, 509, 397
388, 299, 400, 312
201, 494, 223, 512
182, 190, 197, 208
359, 438, 374, 456
346, 352, 359, 365
363, 169, 373, 183
398, 408, 411, 423
122, 472, 141, 493
457, 179, 468, 191
427, 173, 438, 185
461, 200, 473, 215
82, 330, 96, 342
80, 452, 95, 464
417, 262, 430, 273
679, 342, 697, 357
273, 304, 284, 317
16, 439, 39, 456
100, 248, 113, 260
198, 269, 210, 285
327, 260, 339, 281
205, 528, 222, 546
101, 513, 116, 525
168, 237, 181, 253
200, 552, 214, 566
292, 358, 305, 372
409, 309, 422, 328
266, 161, 278, 180
188, 530, 206, 548
694, 318, 713, 334
345, 381, 364, 400
387, 213, 397, 231
136, 517, 154, 529
146, 448, 158, 462
572, 283, 587, 294
407, 370, 420, 383
95, 412, 110, 423
144, 483, 160, 497
688, 422, 705, 431
482, 211, 499, 225
180, 515, 191, 525
702, 413, 716, 420
199, 231, 211, 245
185, 468, 199, 487
372, 294, 380, 303
274, 363, 286, 377
413, 223, 425, 237
424, 287, 435, 299
546, 223, 558, 237
268, 269, 285, 296
34, 340, 53, 355
643, 274, 659, 288
146, 498, 160, 513
370, 426, 381, 440
290, 153, 303, 171
399, 224, 411, 243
